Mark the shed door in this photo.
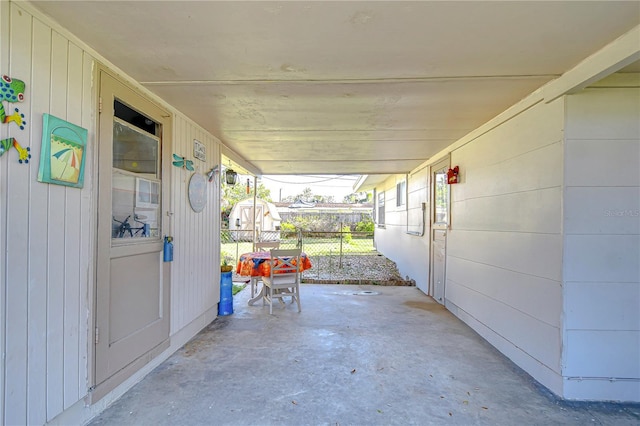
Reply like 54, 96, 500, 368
94, 71, 170, 394
240, 204, 264, 232
430, 157, 450, 304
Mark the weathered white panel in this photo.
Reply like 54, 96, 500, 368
565, 139, 640, 187
445, 98, 565, 396
563, 87, 640, 402
4, 6, 32, 425
26, 17, 52, 426
374, 175, 430, 292
0, 1, 6, 421
453, 186, 561, 234
564, 235, 639, 283
453, 99, 564, 168
565, 88, 640, 140
448, 301, 564, 397
453, 141, 563, 202
448, 230, 563, 282
565, 187, 640, 235
565, 282, 640, 330
564, 330, 640, 377
447, 256, 562, 327
1, 4, 96, 423
169, 114, 220, 335
407, 166, 428, 235
376, 96, 566, 399
446, 281, 561, 372
564, 378, 640, 402
2, 2, 227, 422
78, 48, 94, 412
46, 30, 70, 421
63, 40, 84, 411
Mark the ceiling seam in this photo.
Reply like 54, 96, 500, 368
140, 75, 560, 85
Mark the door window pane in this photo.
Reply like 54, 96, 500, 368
112, 117, 161, 241
434, 171, 449, 225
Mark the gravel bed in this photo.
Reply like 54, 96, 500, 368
302, 253, 414, 286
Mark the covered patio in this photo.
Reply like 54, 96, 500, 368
88, 285, 639, 425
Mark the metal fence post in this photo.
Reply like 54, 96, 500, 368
339, 222, 343, 269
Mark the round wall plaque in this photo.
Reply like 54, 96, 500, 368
188, 172, 207, 212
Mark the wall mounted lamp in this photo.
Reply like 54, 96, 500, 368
225, 168, 238, 185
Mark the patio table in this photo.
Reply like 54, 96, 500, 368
236, 251, 312, 305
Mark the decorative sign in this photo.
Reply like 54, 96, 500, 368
172, 153, 194, 170
193, 139, 206, 162
0, 74, 31, 164
188, 172, 207, 212
38, 114, 88, 188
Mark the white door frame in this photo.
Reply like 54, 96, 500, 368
91, 67, 172, 401
430, 156, 450, 304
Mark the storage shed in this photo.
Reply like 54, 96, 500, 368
228, 198, 282, 240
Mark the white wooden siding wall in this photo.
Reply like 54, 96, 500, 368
403, 168, 430, 291
374, 169, 431, 292
562, 86, 640, 401
407, 167, 428, 235
446, 99, 565, 396
1, 3, 11, 423
170, 114, 220, 335
1, 3, 224, 423
1, 4, 95, 424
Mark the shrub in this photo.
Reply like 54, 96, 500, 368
341, 225, 352, 244
355, 217, 375, 233
280, 222, 297, 238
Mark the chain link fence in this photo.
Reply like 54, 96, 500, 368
221, 228, 409, 284
221, 228, 374, 258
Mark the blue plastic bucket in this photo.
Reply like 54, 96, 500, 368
218, 271, 234, 316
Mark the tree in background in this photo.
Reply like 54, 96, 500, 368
281, 187, 335, 204
343, 191, 372, 204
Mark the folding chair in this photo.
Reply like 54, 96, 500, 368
250, 241, 281, 298
262, 248, 302, 314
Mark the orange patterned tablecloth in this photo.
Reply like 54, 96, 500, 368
236, 251, 312, 277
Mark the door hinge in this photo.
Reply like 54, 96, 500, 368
95, 326, 99, 344
98, 96, 102, 113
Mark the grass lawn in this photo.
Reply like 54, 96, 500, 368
221, 237, 375, 263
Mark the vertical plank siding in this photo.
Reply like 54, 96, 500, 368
170, 114, 220, 335
0, 2, 8, 420
0, 6, 96, 423
5, 5, 32, 424
26, 17, 52, 426
2, 3, 223, 422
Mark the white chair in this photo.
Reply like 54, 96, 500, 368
262, 248, 302, 314
251, 241, 280, 298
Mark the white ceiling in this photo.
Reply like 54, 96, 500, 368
31, 1, 640, 177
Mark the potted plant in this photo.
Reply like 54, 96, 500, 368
221, 253, 234, 273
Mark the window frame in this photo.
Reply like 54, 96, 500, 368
377, 190, 386, 227
396, 180, 406, 207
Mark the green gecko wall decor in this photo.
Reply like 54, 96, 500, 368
0, 74, 31, 163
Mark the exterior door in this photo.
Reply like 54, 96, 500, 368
430, 157, 450, 304
94, 70, 170, 397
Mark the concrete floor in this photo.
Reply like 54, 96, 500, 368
89, 284, 639, 426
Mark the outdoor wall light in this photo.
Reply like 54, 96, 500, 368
225, 168, 238, 185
